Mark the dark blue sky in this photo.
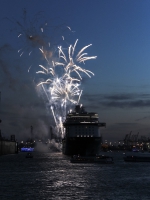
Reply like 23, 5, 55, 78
0, 0, 150, 142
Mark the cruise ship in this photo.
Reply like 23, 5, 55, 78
62, 105, 106, 156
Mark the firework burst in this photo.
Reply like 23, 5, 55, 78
37, 39, 96, 137
15, 11, 97, 137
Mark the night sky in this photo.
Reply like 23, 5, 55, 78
0, 0, 150, 142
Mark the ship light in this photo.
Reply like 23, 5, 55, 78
21, 147, 34, 152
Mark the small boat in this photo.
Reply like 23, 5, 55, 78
26, 153, 33, 158
124, 155, 150, 162
70, 155, 114, 164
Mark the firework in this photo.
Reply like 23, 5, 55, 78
7, 9, 70, 61
15, 11, 97, 137
14, 11, 98, 140
37, 40, 96, 137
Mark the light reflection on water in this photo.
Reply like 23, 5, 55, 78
0, 152, 150, 200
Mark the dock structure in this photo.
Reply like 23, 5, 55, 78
0, 135, 18, 155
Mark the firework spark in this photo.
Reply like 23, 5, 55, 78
55, 39, 96, 80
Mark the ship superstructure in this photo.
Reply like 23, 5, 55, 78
62, 105, 106, 155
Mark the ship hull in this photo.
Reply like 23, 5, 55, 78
62, 137, 101, 156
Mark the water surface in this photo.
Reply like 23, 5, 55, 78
0, 152, 150, 200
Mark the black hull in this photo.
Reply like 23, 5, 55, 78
124, 156, 150, 162
62, 137, 101, 156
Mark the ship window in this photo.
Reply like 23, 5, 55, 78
77, 135, 79, 137
87, 135, 89, 137
84, 135, 86, 137
91, 135, 93, 137
81, 135, 82, 137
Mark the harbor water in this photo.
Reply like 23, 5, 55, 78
0, 151, 150, 200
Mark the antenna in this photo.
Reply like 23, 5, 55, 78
31, 125, 33, 139
0, 92, 2, 138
